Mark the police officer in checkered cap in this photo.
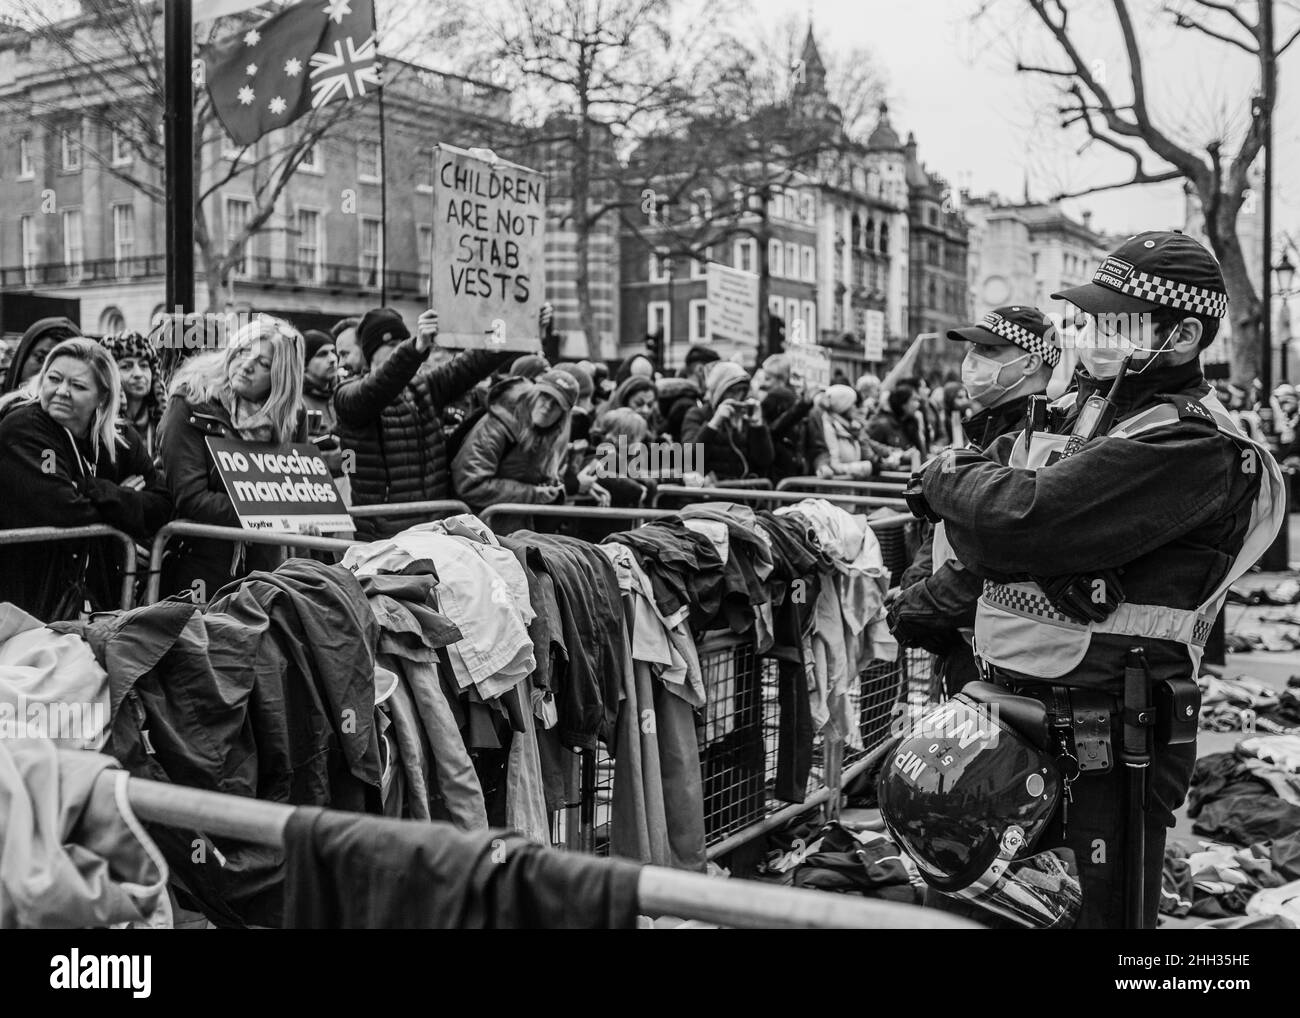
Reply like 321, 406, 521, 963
895, 232, 1287, 929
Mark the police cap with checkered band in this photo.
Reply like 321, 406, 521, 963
946, 305, 1062, 369
1052, 230, 1228, 320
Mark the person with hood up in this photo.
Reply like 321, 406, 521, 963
97, 331, 167, 458
0, 338, 171, 620
452, 370, 606, 534
810, 384, 878, 478
3, 317, 82, 394
680, 361, 774, 483
555, 362, 596, 444
609, 375, 663, 440
659, 343, 720, 443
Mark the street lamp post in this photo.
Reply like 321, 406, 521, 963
1276, 250, 1296, 383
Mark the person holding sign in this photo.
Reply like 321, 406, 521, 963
0, 339, 171, 621
333, 306, 517, 541
156, 317, 306, 603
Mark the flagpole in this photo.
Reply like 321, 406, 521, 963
377, 75, 388, 306
165, 0, 197, 318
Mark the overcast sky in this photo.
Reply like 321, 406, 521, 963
760, 0, 1300, 255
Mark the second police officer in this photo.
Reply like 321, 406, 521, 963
894, 231, 1286, 928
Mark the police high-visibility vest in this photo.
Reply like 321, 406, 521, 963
972, 391, 1286, 678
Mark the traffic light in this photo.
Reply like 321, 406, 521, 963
646, 327, 664, 371
768, 313, 786, 355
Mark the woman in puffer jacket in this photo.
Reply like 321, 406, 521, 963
811, 384, 880, 479
452, 370, 604, 534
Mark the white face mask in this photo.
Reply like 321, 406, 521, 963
1077, 316, 1177, 379
962, 350, 1031, 411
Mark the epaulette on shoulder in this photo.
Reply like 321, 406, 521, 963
1158, 393, 1217, 426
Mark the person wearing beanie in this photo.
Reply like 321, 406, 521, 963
613, 353, 655, 386
680, 361, 773, 482
660, 343, 722, 443
511, 353, 550, 381
333, 305, 527, 539
452, 369, 605, 534
97, 331, 167, 457
556, 362, 595, 443
866, 382, 923, 453
610, 375, 659, 429
298, 330, 343, 479
809, 383, 878, 480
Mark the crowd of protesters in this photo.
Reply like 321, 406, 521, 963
18, 301, 1259, 626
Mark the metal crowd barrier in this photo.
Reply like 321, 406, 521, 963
117, 773, 975, 928
775, 476, 906, 495
568, 507, 933, 866
653, 484, 907, 511
481, 503, 676, 527
0, 524, 138, 611
880, 470, 911, 483
144, 521, 363, 605
348, 499, 470, 522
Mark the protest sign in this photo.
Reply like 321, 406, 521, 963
864, 310, 885, 362
706, 262, 760, 348
206, 438, 354, 533
786, 341, 831, 390
430, 144, 546, 352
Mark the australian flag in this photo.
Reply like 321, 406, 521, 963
206, 0, 380, 147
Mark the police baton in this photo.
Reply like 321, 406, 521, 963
1122, 647, 1154, 929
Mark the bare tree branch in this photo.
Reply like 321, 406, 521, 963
1164, 4, 1260, 53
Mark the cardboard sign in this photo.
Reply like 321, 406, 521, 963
430, 144, 546, 352
786, 343, 831, 390
206, 438, 354, 533
706, 262, 760, 347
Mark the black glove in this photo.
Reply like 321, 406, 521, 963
903, 471, 941, 524
1033, 569, 1125, 624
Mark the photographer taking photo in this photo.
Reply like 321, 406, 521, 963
681, 361, 773, 484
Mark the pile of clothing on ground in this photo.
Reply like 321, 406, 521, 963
1160, 735, 1300, 925
0, 499, 894, 928
1198, 673, 1300, 733
759, 817, 925, 904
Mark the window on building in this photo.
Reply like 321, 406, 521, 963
360, 216, 383, 286
851, 213, 862, 249
300, 141, 324, 174
648, 301, 671, 345
927, 206, 938, 227
801, 300, 817, 344
62, 208, 83, 281
417, 223, 433, 291
225, 197, 251, 277
650, 249, 671, 283
864, 217, 875, 251
690, 248, 711, 280
61, 124, 81, 172
734, 237, 756, 273
802, 246, 815, 281
785, 242, 799, 280
111, 127, 132, 166
100, 307, 126, 334
786, 298, 800, 340
769, 239, 784, 278
926, 278, 936, 308
296, 207, 322, 283
357, 140, 381, 182
689, 190, 712, 223
801, 191, 816, 224
18, 134, 33, 179
417, 149, 435, 192
112, 203, 135, 273
880, 221, 890, 254
927, 241, 938, 264
688, 298, 708, 342
20, 215, 38, 285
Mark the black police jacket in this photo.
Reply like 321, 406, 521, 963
921, 360, 1262, 682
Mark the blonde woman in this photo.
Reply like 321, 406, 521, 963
156, 316, 305, 602
0, 338, 172, 620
